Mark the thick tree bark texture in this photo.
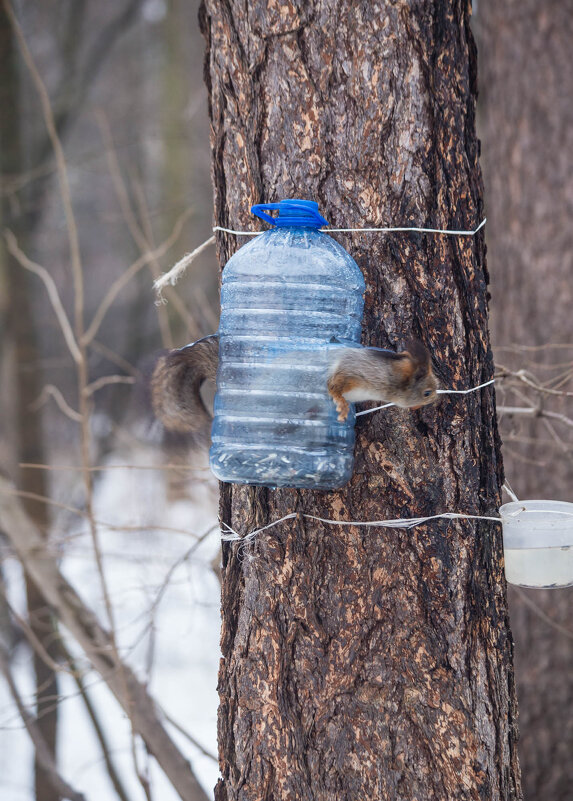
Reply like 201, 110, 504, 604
477, 3, 573, 800
200, 2, 521, 799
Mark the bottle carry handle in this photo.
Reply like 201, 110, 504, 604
251, 200, 329, 228
251, 203, 282, 225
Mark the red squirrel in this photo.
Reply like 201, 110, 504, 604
327, 339, 438, 421
151, 336, 437, 433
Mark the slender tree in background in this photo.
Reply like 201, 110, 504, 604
477, 3, 573, 799
1, 4, 143, 800
200, 1, 522, 799
1, 11, 58, 801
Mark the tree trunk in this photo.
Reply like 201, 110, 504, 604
200, 1, 522, 799
476, 3, 573, 799
0, 11, 59, 801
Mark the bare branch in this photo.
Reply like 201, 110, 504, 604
496, 366, 573, 397
31, 384, 83, 423
0, 477, 210, 801
82, 208, 193, 346
4, 230, 82, 364
0, 646, 86, 801
130, 170, 203, 342
97, 113, 202, 344
497, 406, 573, 429
84, 375, 136, 397
161, 708, 218, 763
496, 343, 573, 353
3, 0, 84, 336
0, 587, 70, 676
19, 462, 211, 474
91, 340, 140, 377
60, 643, 135, 801
513, 588, 573, 642
540, 417, 573, 459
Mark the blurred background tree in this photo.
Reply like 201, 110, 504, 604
477, 3, 573, 800
1, 2, 219, 799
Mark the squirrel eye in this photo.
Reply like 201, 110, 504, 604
424, 389, 432, 397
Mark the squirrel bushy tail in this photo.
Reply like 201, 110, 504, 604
151, 335, 219, 433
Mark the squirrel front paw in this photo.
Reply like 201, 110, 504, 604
327, 375, 352, 422
334, 396, 350, 422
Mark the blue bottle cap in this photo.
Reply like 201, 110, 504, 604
251, 199, 329, 228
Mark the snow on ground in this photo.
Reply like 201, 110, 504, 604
0, 445, 222, 800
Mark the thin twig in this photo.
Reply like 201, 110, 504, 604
513, 588, 573, 642
97, 112, 174, 349
4, 230, 82, 364
540, 417, 573, 459
5, 4, 125, 722
0, 477, 211, 801
91, 340, 140, 377
496, 343, 573, 352
82, 207, 193, 346
19, 462, 212, 473
143, 525, 218, 621
496, 366, 573, 397
60, 643, 135, 801
3, 0, 84, 338
30, 384, 83, 422
0, 645, 86, 801
0, 588, 71, 676
161, 708, 218, 763
502, 445, 548, 468
497, 406, 573, 429
549, 368, 573, 390
84, 375, 136, 396
4, 486, 211, 542
502, 434, 571, 450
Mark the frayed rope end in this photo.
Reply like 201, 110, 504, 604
153, 235, 216, 301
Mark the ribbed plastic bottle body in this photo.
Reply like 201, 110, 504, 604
210, 226, 365, 489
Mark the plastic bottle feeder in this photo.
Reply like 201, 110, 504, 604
500, 500, 573, 588
210, 198, 365, 490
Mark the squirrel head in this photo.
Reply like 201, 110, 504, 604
390, 340, 439, 408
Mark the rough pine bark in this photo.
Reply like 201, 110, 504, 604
477, 3, 573, 799
200, 1, 522, 799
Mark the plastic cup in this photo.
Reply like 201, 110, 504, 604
500, 500, 573, 589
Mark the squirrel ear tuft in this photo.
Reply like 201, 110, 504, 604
404, 339, 430, 368
395, 355, 416, 384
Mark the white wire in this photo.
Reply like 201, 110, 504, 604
155, 219, 487, 295
355, 402, 395, 417
213, 218, 486, 237
220, 510, 501, 543
436, 378, 496, 395
355, 378, 495, 417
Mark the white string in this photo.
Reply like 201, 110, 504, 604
355, 402, 395, 417
355, 378, 496, 417
436, 378, 496, 395
154, 219, 487, 297
153, 235, 216, 297
213, 226, 260, 237
220, 510, 502, 544
213, 218, 486, 237
502, 481, 519, 502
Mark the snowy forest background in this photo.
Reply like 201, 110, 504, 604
1, 1, 572, 800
